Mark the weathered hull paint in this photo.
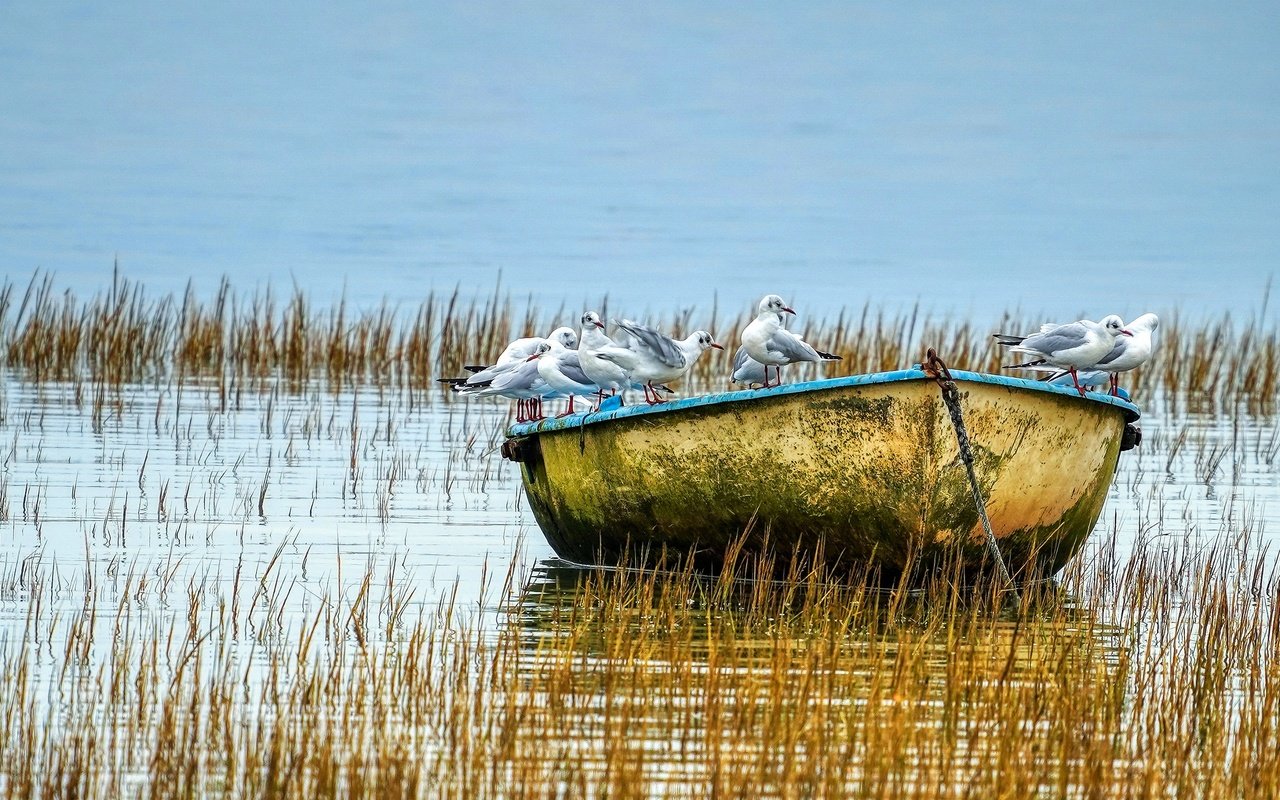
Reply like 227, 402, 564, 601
505, 369, 1139, 578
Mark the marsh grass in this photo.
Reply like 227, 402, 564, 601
1, 522, 1278, 798
0, 269, 1277, 797
1, 271, 1275, 415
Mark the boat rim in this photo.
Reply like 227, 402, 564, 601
505, 366, 1142, 437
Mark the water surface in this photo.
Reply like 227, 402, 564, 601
2, 2, 1277, 316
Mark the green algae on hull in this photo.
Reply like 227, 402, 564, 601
504, 369, 1139, 580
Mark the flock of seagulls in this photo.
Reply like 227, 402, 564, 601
995, 312, 1159, 396
439, 294, 1159, 421
439, 294, 839, 421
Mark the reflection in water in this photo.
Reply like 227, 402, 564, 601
500, 562, 1131, 796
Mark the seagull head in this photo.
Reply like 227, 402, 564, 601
1101, 314, 1133, 337
581, 311, 605, 330
527, 342, 554, 361
693, 331, 724, 351
758, 294, 796, 316
548, 326, 578, 349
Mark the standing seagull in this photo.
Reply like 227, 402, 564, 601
612, 319, 724, 403
995, 315, 1132, 396
533, 340, 599, 417
578, 311, 641, 403
438, 326, 578, 388
739, 294, 841, 388
453, 356, 552, 422
1092, 313, 1158, 395
730, 346, 769, 387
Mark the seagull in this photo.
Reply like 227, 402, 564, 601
731, 308, 791, 386
438, 326, 578, 388
1037, 313, 1158, 396
1092, 313, 1158, 395
578, 311, 641, 403
533, 340, 599, 417
612, 319, 723, 403
739, 294, 841, 388
996, 315, 1132, 396
453, 355, 553, 422
730, 346, 769, 387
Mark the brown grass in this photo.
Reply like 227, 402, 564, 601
0, 270, 1275, 415
1, 524, 1277, 798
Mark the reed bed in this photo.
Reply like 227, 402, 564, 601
0, 521, 1277, 798
0, 270, 1277, 797
1, 270, 1275, 415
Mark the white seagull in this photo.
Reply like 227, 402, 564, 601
739, 294, 841, 388
995, 314, 1132, 396
578, 311, 641, 403
453, 356, 553, 422
533, 340, 599, 417
1092, 312, 1159, 395
439, 326, 578, 388
730, 345, 769, 387
1041, 313, 1159, 396
612, 319, 724, 403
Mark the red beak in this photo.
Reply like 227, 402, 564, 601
594, 321, 605, 329
710, 343, 724, 350
782, 307, 796, 315
526, 353, 540, 361
1121, 329, 1134, 337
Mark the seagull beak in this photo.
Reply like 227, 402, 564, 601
526, 353, 540, 361
1121, 329, 1134, 337
594, 321, 605, 329
782, 307, 797, 315
710, 342, 724, 350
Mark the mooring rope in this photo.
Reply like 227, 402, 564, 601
923, 348, 1020, 600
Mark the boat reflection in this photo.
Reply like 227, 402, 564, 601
493, 560, 1133, 795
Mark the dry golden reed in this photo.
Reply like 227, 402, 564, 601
1, 526, 1278, 798
1, 270, 1275, 414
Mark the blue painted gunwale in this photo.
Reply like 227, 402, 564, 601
505, 367, 1141, 437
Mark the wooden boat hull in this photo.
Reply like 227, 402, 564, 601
502, 369, 1140, 579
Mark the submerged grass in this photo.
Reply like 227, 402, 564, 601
1, 527, 1278, 798
1, 270, 1276, 414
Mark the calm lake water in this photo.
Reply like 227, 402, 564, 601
0, 338, 1276, 793
1, 371, 1276, 630
2, 3, 1279, 792
2, 2, 1277, 316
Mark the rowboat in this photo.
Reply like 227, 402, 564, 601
501, 367, 1141, 580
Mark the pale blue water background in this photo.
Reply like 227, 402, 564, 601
2, 2, 1277, 317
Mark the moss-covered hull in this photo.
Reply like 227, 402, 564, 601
504, 370, 1139, 579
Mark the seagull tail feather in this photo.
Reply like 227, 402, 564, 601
1001, 359, 1046, 370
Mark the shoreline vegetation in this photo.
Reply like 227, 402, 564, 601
0, 270, 1275, 415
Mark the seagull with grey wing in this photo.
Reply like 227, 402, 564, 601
1037, 313, 1159, 396
612, 319, 724, 403
437, 326, 578, 388
453, 352, 554, 422
531, 339, 599, 417
578, 311, 642, 404
739, 294, 841, 388
730, 308, 792, 386
730, 345, 769, 387
995, 314, 1131, 396
1090, 312, 1158, 396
